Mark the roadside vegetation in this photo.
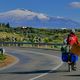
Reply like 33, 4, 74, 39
0, 23, 80, 43
0, 23, 80, 50
0, 54, 6, 61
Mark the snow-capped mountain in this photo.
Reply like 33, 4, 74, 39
0, 9, 80, 28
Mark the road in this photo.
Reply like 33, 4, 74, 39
0, 47, 80, 80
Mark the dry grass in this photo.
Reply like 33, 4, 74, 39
0, 54, 16, 68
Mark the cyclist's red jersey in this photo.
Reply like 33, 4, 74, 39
67, 33, 78, 46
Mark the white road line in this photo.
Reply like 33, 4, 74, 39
29, 62, 63, 80
22, 51, 63, 80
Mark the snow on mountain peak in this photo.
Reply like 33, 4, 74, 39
37, 13, 49, 20
0, 9, 49, 20
56, 16, 64, 19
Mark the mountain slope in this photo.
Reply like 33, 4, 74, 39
0, 9, 80, 28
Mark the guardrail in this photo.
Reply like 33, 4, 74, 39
0, 42, 63, 45
0, 42, 63, 50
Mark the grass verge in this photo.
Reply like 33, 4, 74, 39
0, 54, 16, 68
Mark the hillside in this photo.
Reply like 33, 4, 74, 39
0, 25, 80, 43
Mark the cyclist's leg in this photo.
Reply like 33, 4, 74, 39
71, 62, 76, 71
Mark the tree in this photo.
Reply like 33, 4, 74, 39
43, 37, 49, 43
5, 23, 10, 28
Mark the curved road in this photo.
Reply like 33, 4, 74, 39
0, 47, 80, 80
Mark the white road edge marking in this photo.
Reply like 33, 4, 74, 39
23, 51, 63, 80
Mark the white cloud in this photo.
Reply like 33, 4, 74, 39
69, 2, 80, 8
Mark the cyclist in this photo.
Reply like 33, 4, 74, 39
66, 29, 79, 71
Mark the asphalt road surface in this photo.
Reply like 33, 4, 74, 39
0, 47, 80, 80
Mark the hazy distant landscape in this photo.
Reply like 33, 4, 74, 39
0, 9, 80, 43
0, 9, 80, 46
0, 9, 80, 45
0, 9, 80, 29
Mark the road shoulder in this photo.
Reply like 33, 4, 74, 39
0, 53, 19, 70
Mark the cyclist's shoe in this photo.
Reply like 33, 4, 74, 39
72, 67, 76, 71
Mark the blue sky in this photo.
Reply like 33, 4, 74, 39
0, 0, 80, 22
